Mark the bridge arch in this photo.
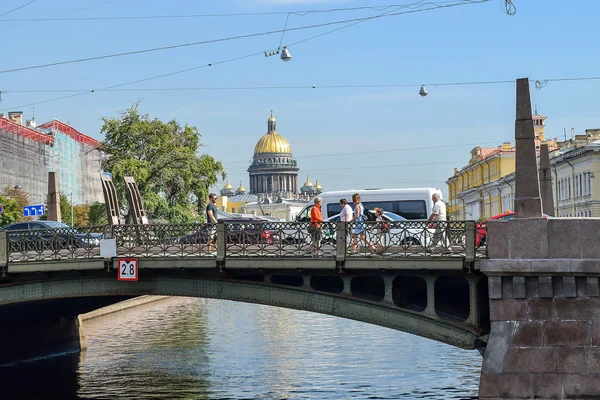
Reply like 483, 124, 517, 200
0, 274, 484, 351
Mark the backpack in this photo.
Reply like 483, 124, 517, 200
361, 204, 377, 221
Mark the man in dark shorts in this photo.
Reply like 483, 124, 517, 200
206, 193, 219, 252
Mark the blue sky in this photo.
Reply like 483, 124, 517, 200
1, 0, 599, 196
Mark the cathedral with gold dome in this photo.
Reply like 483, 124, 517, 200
218, 112, 324, 220
247, 112, 301, 196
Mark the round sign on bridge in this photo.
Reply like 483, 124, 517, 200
0, 204, 3, 215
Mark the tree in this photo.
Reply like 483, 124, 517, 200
88, 202, 108, 226
0, 195, 22, 226
0, 187, 32, 226
100, 104, 224, 223
59, 193, 73, 225
74, 204, 91, 227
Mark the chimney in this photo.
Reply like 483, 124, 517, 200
502, 142, 511, 150
8, 111, 23, 125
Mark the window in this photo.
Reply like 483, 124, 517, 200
296, 205, 313, 222
326, 200, 428, 220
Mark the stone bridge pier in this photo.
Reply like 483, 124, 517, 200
479, 218, 600, 399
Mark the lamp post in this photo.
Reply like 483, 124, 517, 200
68, 192, 74, 226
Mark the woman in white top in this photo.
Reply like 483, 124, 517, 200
338, 198, 353, 222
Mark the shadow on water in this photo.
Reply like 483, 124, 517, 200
0, 353, 81, 400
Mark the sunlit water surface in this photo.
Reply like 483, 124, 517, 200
1, 297, 481, 399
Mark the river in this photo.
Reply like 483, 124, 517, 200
0, 297, 482, 399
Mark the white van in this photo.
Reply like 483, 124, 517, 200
294, 188, 439, 222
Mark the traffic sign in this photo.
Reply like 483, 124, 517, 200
118, 258, 139, 281
0, 204, 3, 215
23, 204, 44, 217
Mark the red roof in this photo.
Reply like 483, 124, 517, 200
0, 116, 54, 145
37, 119, 101, 147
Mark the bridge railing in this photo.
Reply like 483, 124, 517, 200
0, 220, 486, 263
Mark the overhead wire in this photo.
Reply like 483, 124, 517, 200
222, 141, 505, 164
0, 0, 489, 75
0, 0, 37, 18
0, 0, 490, 111
4, 76, 600, 95
0, 1, 482, 21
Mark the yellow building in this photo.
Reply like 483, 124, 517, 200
447, 113, 554, 220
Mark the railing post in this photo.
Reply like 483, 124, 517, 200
216, 222, 225, 262
0, 231, 8, 273
465, 220, 475, 262
336, 222, 346, 263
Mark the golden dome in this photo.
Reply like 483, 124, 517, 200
237, 181, 246, 192
314, 180, 322, 189
254, 132, 292, 154
223, 181, 233, 189
302, 177, 313, 187
254, 112, 292, 154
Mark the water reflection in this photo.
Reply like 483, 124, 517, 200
0, 297, 481, 399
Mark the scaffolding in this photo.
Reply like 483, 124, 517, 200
0, 117, 104, 206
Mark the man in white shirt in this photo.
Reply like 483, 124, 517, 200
338, 198, 353, 222
426, 190, 448, 249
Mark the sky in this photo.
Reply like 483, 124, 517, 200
0, 0, 599, 197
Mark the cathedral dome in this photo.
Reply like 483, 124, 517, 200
253, 112, 292, 154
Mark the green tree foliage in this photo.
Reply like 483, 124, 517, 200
59, 193, 73, 225
0, 187, 32, 226
0, 195, 22, 226
100, 104, 224, 223
88, 202, 108, 226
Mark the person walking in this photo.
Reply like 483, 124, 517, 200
426, 190, 448, 251
339, 198, 353, 222
206, 193, 219, 252
350, 193, 376, 253
373, 207, 389, 250
307, 197, 323, 256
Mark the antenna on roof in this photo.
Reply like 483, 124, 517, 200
564, 128, 567, 141
534, 104, 538, 114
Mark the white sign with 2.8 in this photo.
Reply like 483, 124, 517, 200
118, 258, 138, 281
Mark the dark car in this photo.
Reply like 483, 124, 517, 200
179, 217, 278, 245
0, 221, 103, 251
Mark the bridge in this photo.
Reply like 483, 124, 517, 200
2, 79, 598, 399
0, 220, 490, 365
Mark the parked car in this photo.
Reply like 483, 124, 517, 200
0, 221, 103, 250
179, 217, 279, 245
475, 211, 550, 246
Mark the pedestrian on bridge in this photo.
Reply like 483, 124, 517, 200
350, 193, 377, 254
307, 197, 323, 256
339, 198, 353, 222
426, 190, 448, 251
206, 193, 219, 253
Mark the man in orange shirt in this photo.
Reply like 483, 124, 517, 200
308, 197, 323, 256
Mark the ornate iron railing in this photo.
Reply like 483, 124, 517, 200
5, 226, 106, 262
2, 220, 486, 263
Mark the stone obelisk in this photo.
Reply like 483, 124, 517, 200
513, 78, 543, 218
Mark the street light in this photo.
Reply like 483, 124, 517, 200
65, 192, 74, 226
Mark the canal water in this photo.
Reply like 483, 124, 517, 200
1, 297, 482, 399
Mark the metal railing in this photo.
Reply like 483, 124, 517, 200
1, 220, 486, 263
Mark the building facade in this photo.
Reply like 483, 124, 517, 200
550, 129, 600, 217
446, 113, 555, 220
0, 112, 103, 205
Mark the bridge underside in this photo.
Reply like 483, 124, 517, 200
0, 295, 133, 365
0, 265, 489, 361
